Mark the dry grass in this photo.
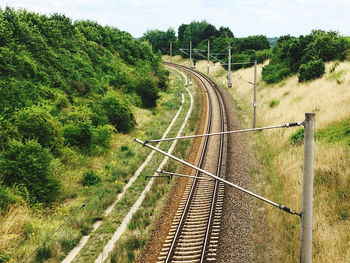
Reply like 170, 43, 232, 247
0, 204, 31, 254
170, 55, 350, 262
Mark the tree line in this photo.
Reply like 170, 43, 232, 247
141, 20, 272, 70
142, 21, 350, 82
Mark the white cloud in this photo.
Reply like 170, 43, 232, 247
1, 0, 349, 37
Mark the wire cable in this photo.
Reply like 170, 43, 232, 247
145, 122, 303, 143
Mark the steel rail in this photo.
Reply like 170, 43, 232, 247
164, 63, 214, 263
162, 62, 226, 262
199, 69, 225, 262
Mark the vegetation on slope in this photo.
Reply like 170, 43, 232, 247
262, 30, 350, 83
0, 6, 168, 209
0, 7, 179, 262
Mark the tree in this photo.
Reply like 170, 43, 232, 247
0, 139, 59, 204
219, 26, 234, 38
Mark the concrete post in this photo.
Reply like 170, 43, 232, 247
300, 112, 315, 263
253, 60, 257, 128
207, 40, 210, 74
228, 44, 232, 88
189, 41, 192, 85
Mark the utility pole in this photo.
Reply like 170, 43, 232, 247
170, 42, 172, 63
228, 44, 232, 88
207, 40, 210, 74
253, 60, 257, 128
300, 113, 315, 263
189, 41, 192, 85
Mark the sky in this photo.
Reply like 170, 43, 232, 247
1, 0, 350, 38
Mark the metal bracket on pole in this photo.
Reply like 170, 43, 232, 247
253, 60, 257, 128
158, 170, 215, 181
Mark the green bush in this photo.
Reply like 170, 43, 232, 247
262, 63, 291, 83
81, 170, 101, 186
91, 125, 115, 148
136, 76, 160, 108
0, 140, 59, 204
269, 99, 280, 108
0, 253, 11, 263
35, 244, 52, 262
63, 120, 93, 148
298, 59, 325, 82
289, 128, 305, 145
100, 94, 136, 133
15, 106, 62, 149
0, 185, 11, 212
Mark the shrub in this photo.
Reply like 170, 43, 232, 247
289, 128, 305, 145
262, 63, 291, 83
0, 185, 11, 212
63, 120, 93, 148
298, 59, 325, 82
136, 76, 160, 108
0, 140, 59, 204
269, 99, 280, 108
91, 125, 115, 148
81, 170, 101, 186
15, 106, 62, 149
35, 244, 52, 262
100, 94, 136, 133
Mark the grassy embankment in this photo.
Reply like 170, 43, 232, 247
72, 69, 200, 263
108, 69, 202, 263
166, 55, 350, 262
0, 70, 193, 262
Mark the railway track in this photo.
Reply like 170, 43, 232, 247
157, 62, 227, 263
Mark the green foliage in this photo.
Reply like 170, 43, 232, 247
100, 93, 136, 133
15, 105, 62, 149
316, 118, 350, 145
81, 170, 101, 186
298, 59, 325, 82
91, 125, 115, 148
136, 76, 160, 108
0, 140, 59, 204
0, 7, 169, 208
269, 99, 280, 108
142, 28, 177, 55
0, 253, 11, 263
63, 120, 93, 148
262, 30, 350, 83
35, 244, 52, 262
262, 63, 291, 83
0, 186, 11, 212
289, 128, 305, 145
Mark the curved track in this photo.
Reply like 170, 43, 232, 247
157, 62, 227, 263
